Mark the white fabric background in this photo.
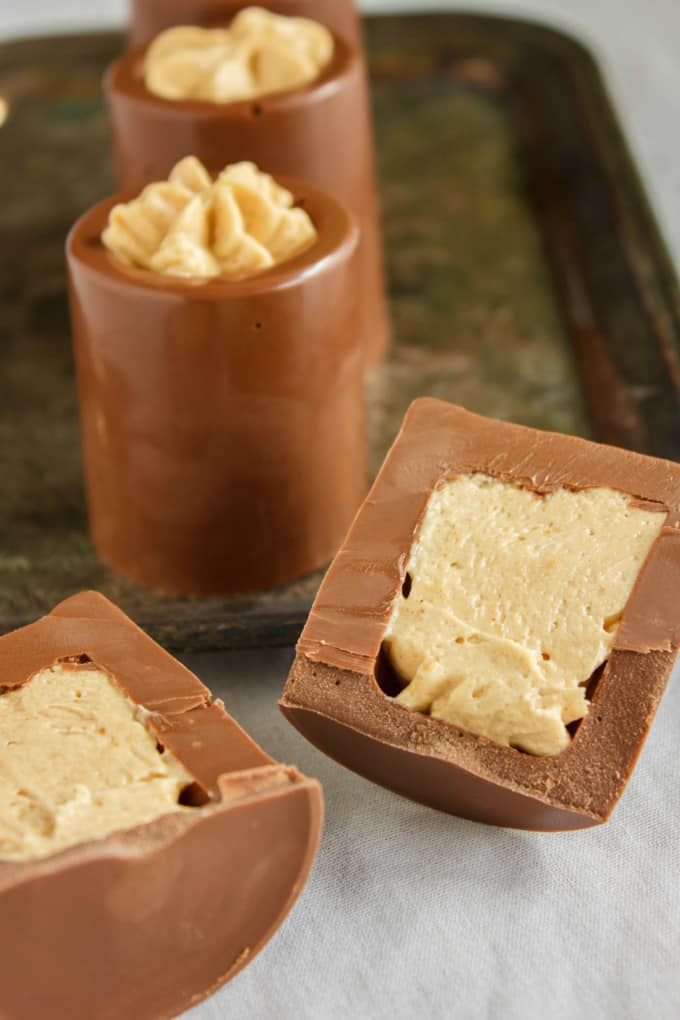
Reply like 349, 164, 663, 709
2, 2, 679, 1018
182, 647, 680, 1020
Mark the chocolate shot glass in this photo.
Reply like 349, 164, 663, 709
129, 0, 363, 49
104, 28, 389, 366
66, 178, 365, 597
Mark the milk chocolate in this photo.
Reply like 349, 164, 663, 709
129, 0, 363, 49
0, 591, 322, 1020
280, 398, 680, 831
104, 31, 389, 365
66, 178, 366, 596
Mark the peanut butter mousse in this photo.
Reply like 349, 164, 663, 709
384, 476, 665, 757
0, 662, 194, 861
145, 7, 334, 103
102, 156, 317, 279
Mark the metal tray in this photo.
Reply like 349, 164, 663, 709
1, 13, 679, 650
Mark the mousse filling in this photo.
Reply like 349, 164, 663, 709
384, 475, 665, 756
0, 662, 195, 861
144, 7, 334, 103
101, 157, 317, 280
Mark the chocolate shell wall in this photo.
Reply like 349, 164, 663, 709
129, 0, 363, 49
66, 180, 366, 596
0, 591, 323, 1020
280, 398, 680, 831
104, 34, 389, 365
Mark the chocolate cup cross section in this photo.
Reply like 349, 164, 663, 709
281, 398, 680, 831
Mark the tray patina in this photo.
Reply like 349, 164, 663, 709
1, 13, 679, 650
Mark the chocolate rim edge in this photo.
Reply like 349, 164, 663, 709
65, 176, 359, 299
104, 29, 357, 118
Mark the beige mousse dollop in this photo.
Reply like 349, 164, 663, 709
101, 156, 317, 280
0, 662, 195, 861
383, 475, 665, 757
144, 7, 334, 103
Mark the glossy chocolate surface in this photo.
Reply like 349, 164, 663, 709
104, 31, 389, 365
67, 179, 366, 596
129, 0, 363, 49
0, 591, 323, 1020
281, 398, 680, 831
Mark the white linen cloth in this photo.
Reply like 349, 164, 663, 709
182, 646, 680, 1020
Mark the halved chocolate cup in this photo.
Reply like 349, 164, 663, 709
280, 398, 680, 831
66, 177, 366, 596
104, 30, 389, 365
129, 0, 363, 49
0, 591, 323, 1020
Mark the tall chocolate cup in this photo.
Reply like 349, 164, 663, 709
66, 179, 366, 597
129, 0, 362, 48
104, 33, 389, 366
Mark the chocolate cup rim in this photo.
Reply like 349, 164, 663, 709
104, 28, 357, 118
0, 767, 323, 884
66, 175, 359, 299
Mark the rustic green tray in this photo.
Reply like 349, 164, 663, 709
1, 13, 679, 650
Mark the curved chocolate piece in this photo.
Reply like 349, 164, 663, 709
104, 32, 389, 365
280, 398, 680, 831
0, 591, 323, 1020
129, 0, 363, 49
66, 179, 366, 596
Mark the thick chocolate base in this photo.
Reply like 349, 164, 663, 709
0, 592, 323, 1020
129, 0, 363, 49
66, 179, 366, 597
280, 398, 680, 831
104, 34, 389, 366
